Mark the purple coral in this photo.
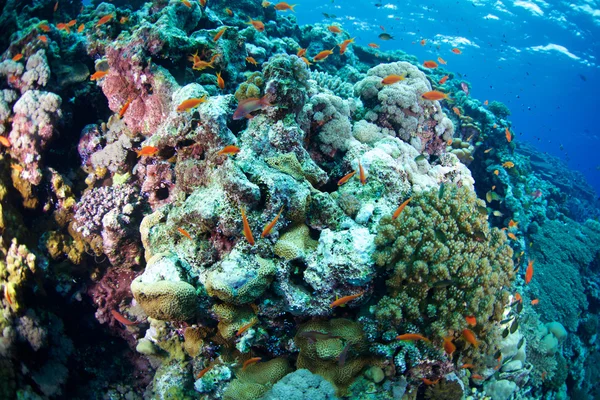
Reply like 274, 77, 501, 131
73, 185, 144, 267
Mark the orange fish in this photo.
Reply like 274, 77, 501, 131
297, 48, 307, 57
505, 128, 512, 142
300, 57, 311, 66
472, 374, 484, 380
136, 146, 159, 157
274, 2, 296, 11
446, 139, 453, 145
11, 54, 23, 62
421, 91, 449, 101
246, 17, 265, 32
462, 329, 479, 347
484, 100, 489, 106
4, 285, 12, 305
182, 0, 192, 7
502, 161, 515, 168
443, 337, 456, 356
525, 260, 534, 284
225, 8, 233, 16
420, 39, 427, 46
53, 1, 58, 12
0, 136, 11, 147
236, 320, 257, 336
330, 291, 365, 308
381, 74, 405, 85
328, 25, 342, 34
120, 16, 129, 24
213, 27, 227, 41
217, 145, 240, 156
358, 160, 366, 184
56, 23, 71, 33
67, 19, 77, 27
39, 35, 48, 44
199, 0, 206, 6
508, 219, 518, 228
246, 56, 258, 66
531, 298, 539, 305
313, 48, 334, 62
38, 23, 51, 32
77, 23, 85, 33
508, 232, 517, 240
368, 43, 380, 48
451, 48, 462, 54
515, 292, 522, 303
111, 309, 138, 326
196, 366, 212, 379
192, 53, 219, 71
262, 0, 271, 6
494, 170, 499, 176
465, 315, 476, 326
484, 148, 492, 153
392, 197, 412, 220
461, 363, 476, 369
96, 14, 114, 27
90, 70, 109, 81
177, 227, 193, 240
241, 207, 255, 246
438, 75, 449, 84
396, 333, 430, 342
233, 96, 271, 120
422, 378, 439, 385
337, 170, 356, 186
339, 37, 355, 55
452, 107, 461, 116
242, 357, 262, 370
118, 99, 131, 119
423, 60, 438, 68
261, 206, 284, 238
176, 95, 208, 112
216, 72, 225, 89
437, 56, 447, 65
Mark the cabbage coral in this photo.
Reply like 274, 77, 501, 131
372, 184, 515, 339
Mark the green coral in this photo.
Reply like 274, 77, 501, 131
235, 72, 264, 101
487, 101, 511, 119
223, 358, 292, 400
274, 224, 318, 260
212, 303, 257, 340
372, 184, 514, 339
294, 318, 371, 396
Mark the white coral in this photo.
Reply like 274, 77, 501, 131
21, 50, 50, 91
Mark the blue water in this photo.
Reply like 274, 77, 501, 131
295, 0, 600, 195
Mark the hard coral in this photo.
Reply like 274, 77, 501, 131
372, 184, 515, 339
354, 61, 454, 155
223, 358, 292, 400
294, 318, 372, 396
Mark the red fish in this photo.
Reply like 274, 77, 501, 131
261, 206, 284, 238
396, 333, 430, 342
337, 170, 356, 186
505, 127, 512, 143
381, 74, 405, 85
339, 38, 355, 55
313, 49, 334, 62
368, 43, 380, 48
90, 70, 109, 80
392, 197, 412, 220
118, 99, 131, 118
443, 337, 456, 356
177, 227, 193, 240
328, 25, 342, 34
438, 75, 449, 84
236, 320, 257, 336
111, 309, 138, 326
525, 260, 534, 284
451, 48, 462, 54
136, 146, 159, 157
421, 91, 449, 101
465, 315, 476, 326
274, 2, 296, 11
217, 145, 240, 156
246, 17, 265, 32
176, 95, 208, 112
213, 27, 227, 41
233, 96, 271, 120
437, 56, 447, 65
531, 298, 539, 305
96, 14, 114, 27
330, 291, 365, 308
358, 160, 366, 184
242, 357, 261, 370
241, 207, 255, 246
11, 53, 23, 62
216, 71, 225, 89
423, 60, 438, 68
462, 329, 479, 348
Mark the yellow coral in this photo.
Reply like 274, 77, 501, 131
223, 358, 292, 400
212, 303, 257, 340
131, 279, 197, 321
273, 224, 317, 260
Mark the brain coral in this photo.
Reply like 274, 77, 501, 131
354, 61, 454, 155
372, 184, 515, 339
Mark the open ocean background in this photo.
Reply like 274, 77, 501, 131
295, 0, 600, 196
